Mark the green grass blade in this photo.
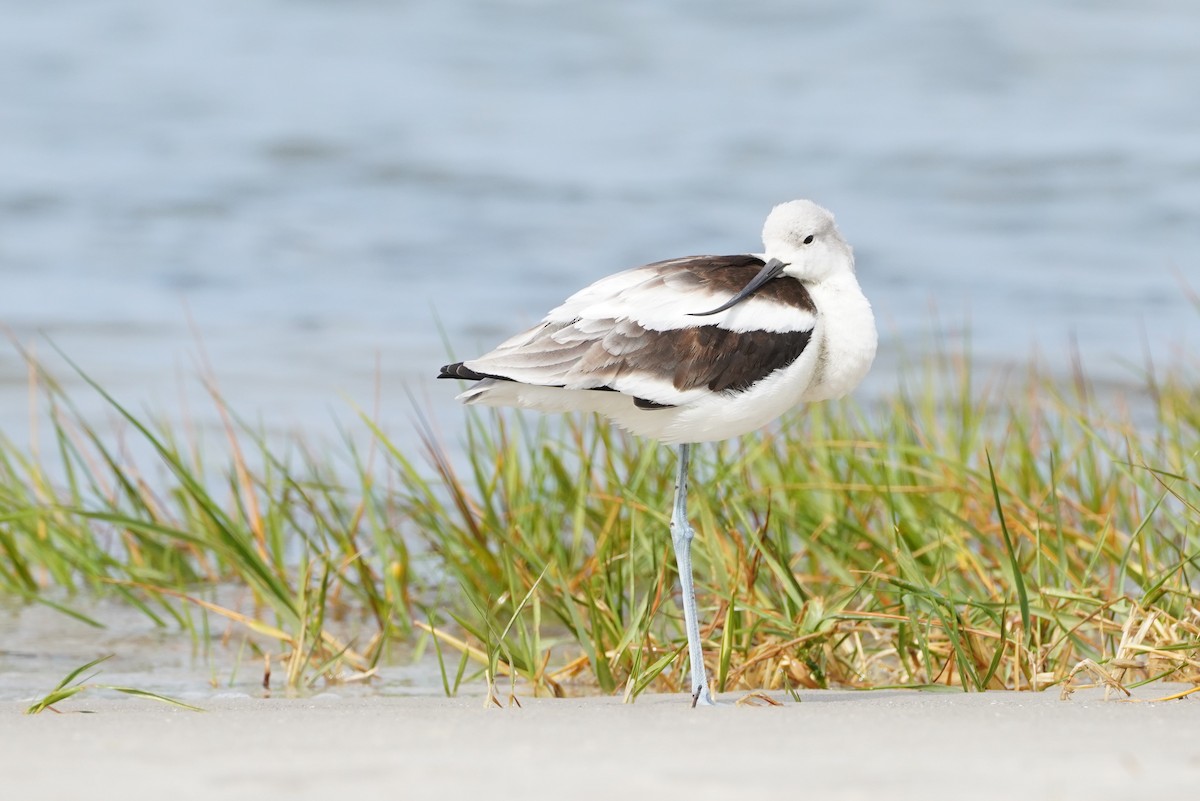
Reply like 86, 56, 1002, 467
987, 452, 1031, 646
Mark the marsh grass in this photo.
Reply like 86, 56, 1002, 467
1, 342, 1197, 699
24, 655, 204, 714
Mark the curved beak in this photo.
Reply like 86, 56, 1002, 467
689, 258, 788, 317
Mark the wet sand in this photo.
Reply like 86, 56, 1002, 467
4, 685, 1198, 801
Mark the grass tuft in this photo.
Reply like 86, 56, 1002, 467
1, 340, 1198, 698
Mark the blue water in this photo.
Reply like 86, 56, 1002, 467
2, 0, 1198, 441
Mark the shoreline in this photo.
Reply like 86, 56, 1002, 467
5, 685, 1199, 800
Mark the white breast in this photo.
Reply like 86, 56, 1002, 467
800, 272, 877, 402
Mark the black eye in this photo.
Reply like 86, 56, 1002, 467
803, 234, 814, 245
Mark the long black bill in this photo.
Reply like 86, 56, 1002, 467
689, 258, 788, 317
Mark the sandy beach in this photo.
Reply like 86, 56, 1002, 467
4, 685, 1198, 801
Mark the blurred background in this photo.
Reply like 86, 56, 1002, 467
2, 0, 1197, 443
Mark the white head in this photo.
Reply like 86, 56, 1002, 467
761, 199, 854, 283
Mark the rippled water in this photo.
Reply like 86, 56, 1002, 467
3, 1, 1198, 443
2, 1, 1198, 695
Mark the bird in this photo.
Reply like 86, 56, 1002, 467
438, 199, 877, 705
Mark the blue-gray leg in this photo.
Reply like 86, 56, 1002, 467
670, 443, 715, 706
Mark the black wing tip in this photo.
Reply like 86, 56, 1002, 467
438, 362, 488, 381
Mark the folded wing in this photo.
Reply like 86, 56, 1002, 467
447, 255, 818, 409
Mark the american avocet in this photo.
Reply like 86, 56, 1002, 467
439, 200, 877, 705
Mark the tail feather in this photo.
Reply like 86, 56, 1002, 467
438, 362, 492, 381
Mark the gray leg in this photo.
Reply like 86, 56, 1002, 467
670, 443, 715, 706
